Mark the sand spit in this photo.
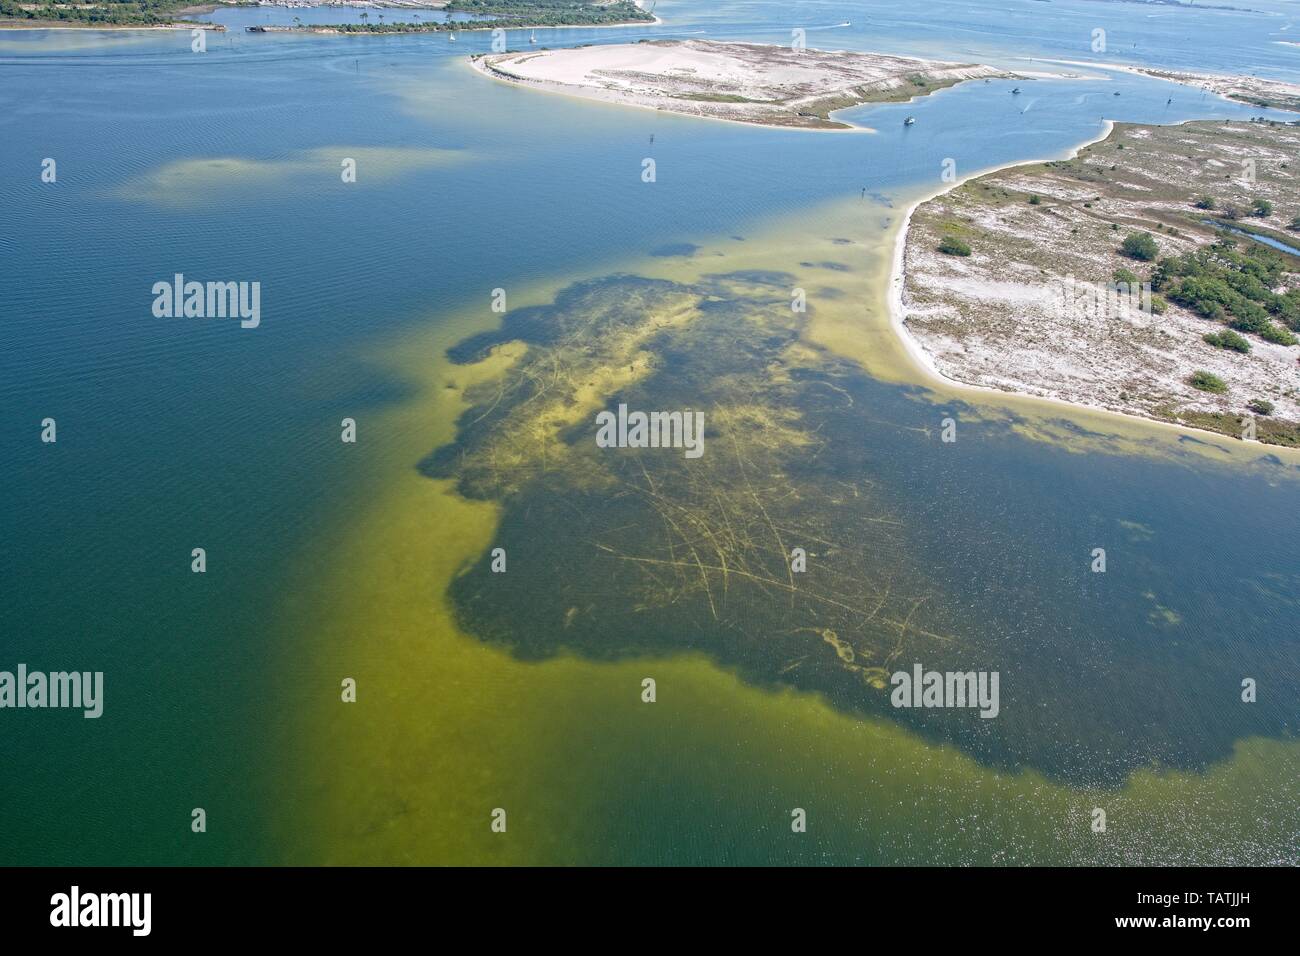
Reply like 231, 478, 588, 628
472, 39, 1005, 130
1045, 59, 1300, 114
1134, 67, 1300, 114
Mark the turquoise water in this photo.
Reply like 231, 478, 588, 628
1, 0, 1297, 865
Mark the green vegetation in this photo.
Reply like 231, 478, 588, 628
912, 119, 1300, 445
677, 93, 760, 104
1153, 238, 1300, 344
1175, 407, 1300, 446
1028, 195, 1041, 206
938, 236, 971, 257
790, 75, 970, 126
1189, 370, 1228, 394
1258, 323, 1297, 346
1203, 329, 1251, 353
0, 0, 208, 26
1251, 198, 1273, 218
1247, 398, 1275, 416
330, 0, 652, 32
1121, 231, 1159, 261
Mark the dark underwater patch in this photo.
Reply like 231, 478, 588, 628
422, 270, 1299, 789
798, 261, 852, 272
650, 242, 700, 258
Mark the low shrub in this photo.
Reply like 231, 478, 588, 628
1121, 231, 1158, 261
1203, 329, 1251, 353
938, 236, 971, 257
1189, 370, 1228, 393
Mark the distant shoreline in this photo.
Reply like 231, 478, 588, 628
248, 14, 660, 35
0, 0, 658, 33
1037, 57, 1300, 113
0, 19, 222, 30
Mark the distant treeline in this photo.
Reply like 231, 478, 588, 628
0, 0, 217, 25
447, 0, 651, 20
0, 0, 653, 28
330, 0, 652, 31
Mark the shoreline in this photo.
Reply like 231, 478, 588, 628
887, 122, 1114, 412
1035, 57, 1300, 113
285, 14, 661, 34
885, 120, 1300, 460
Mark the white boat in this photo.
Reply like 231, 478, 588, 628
904, 116, 916, 126
530, 31, 537, 44
449, 32, 456, 41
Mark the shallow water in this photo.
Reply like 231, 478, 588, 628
1, 0, 1297, 865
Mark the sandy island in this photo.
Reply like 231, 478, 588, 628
471, 39, 1005, 130
896, 118, 1300, 447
